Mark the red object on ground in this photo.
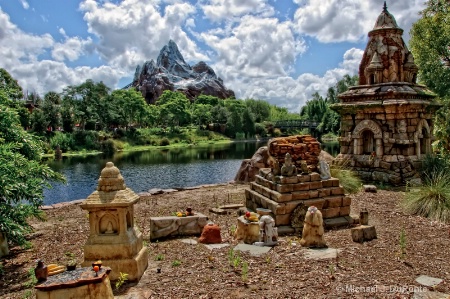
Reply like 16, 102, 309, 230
198, 224, 222, 244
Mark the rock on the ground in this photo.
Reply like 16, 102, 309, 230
351, 225, 377, 243
198, 224, 222, 244
234, 146, 269, 183
131, 40, 234, 104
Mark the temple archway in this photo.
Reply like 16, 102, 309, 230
415, 119, 431, 158
352, 120, 383, 156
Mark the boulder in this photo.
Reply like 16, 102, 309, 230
234, 146, 270, 183
198, 223, 222, 244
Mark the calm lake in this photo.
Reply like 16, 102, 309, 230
43, 141, 339, 205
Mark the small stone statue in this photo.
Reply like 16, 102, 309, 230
318, 160, 331, 180
300, 160, 310, 174
300, 206, 327, 248
281, 153, 297, 177
105, 221, 114, 234
258, 215, 278, 246
34, 260, 48, 282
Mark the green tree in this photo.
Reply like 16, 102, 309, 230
410, 0, 450, 152
30, 108, 49, 134
42, 91, 62, 131
245, 99, 271, 123
156, 91, 191, 128
0, 68, 23, 101
191, 103, 212, 127
242, 108, 256, 138
0, 91, 65, 246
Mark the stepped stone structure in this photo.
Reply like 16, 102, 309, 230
331, 3, 441, 185
245, 135, 353, 234
80, 162, 148, 281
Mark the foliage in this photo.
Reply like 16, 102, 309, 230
115, 272, 129, 290
156, 90, 191, 127
23, 267, 38, 288
155, 254, 165, 261
49, 131, 75, 152
241, 261, 249, 282
160, 137, 170, 146
0, 68, 23, 101
410, 1, 450, 153
0, 88, 65, 246
172, 260, 181, 267
402, 154, 450, 223
65, 252, 76, 266
330, 162, 362, 194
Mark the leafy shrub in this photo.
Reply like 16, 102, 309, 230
402, 154, 450, 223
160, 137, 170, 146
330, 162, 362, 194
73, 130, 100, 151
272, 128, 282, 137
100, 139, 117, 154
49, 132, 75, 152
235, 132, 245, 140
255, 123, 267, 137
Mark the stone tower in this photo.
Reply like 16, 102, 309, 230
81, 162, 148, 281
331, 2, 441, 185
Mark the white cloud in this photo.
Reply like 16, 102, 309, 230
79, 0, 207, 71
0, 8, 122, 95
222, 48, 363, 112
201, 15, 306, 78
293, 0, 425, 43
200, 0, 275, 22
19, 0, 29, 10
52, 36, 93, 62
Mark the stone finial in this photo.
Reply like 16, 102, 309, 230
383, 1, 387, 12
97, 162, 126, 192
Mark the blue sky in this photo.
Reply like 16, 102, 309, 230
0, 0, 426, 112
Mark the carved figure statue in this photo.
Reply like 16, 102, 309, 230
318, 160, 331, 180
105, 221, 114, 234
281, 153, 297, 177
300, 160, 310, 174
258, 215, 278, 246
300, 206, 327, 248
34, 260, 48, 282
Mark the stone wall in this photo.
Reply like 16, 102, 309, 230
245, 169, 352, 230
268, 135, 321, 172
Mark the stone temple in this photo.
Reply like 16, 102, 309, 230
331, 3, 441, 185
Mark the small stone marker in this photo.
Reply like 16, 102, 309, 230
412, 290, 449, 299
204, 243, 229, 250
234, 243, 272, 256
219, 204, 244, 210
303, 248, 342, 260
180, 239, 197, 245
351, 225, 377, 243
415, 275, 443, 287
363, 185, 377, 193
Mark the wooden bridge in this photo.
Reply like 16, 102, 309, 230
273, 120, 319, 129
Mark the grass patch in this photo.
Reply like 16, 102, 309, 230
402, 154, 450, 223
330, 163, 362, 194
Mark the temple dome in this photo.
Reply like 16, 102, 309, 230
372, 2, 401, 31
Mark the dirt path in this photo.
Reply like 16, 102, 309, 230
1, 184, 450, 298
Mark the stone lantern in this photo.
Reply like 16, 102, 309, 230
80, 162, 148, 281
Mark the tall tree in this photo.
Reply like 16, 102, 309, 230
0, 91, 64, 246
410, 0, 450, 152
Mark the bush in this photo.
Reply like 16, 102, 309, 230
255, 123, 267, 137
49, 132, 75, 152
235, 132, 245, 140
330, 163, 362, 194
402, 154, 450, 223
100, 139, 117, 154
73, 130, 100, 150
272, 128, 282, 137
160, 137, 170, 146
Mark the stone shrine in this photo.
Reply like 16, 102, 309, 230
331, 3, 441, 185
245, 136, 353, 234
80, 162, 148, 281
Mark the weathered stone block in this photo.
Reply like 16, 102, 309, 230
293, 182, 310, 191
325, 196, 343, 208
309, 181, 322, 190
351, 225, 377, 243
298, 174, 311, 182
322, 179, 334, 188
331, 187, 345, 195
276, 184, 293, 193
303, 198, 325, 210
269, 190, 293, 202
292, 191, 310, 200
309, 190, 319, 199
331, 178, 340, 187
342, 196, 352, 206
380, 161, 391, 169
235, 216, 260, 244
318, 188, 331, 197
278, 176, 298, 184
321, 207, 341, 219
275, 214, 291, 226
339, 206, 351, 216
310, 172, 321, 181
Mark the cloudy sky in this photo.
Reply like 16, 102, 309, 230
0, 0, 426, 112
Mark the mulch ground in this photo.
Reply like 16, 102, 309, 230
1, 183, 450, 299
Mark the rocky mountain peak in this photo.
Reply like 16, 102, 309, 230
132, 40, 234, 104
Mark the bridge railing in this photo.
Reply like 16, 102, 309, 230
273, 120, 319, 129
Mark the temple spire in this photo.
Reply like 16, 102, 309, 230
383, 1, 387, 12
